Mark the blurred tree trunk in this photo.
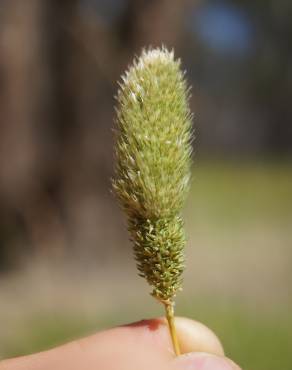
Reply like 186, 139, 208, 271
0, 0, 43, 199
118, 0, 187, 51
112, 0, 190, 88
0, 0, 67, 266
0, 0, 45, 266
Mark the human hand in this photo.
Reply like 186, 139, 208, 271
1, 317, 241, 370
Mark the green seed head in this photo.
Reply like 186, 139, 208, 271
112, 47, 193, 303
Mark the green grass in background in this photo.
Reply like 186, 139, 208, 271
189, 160, 292, 226
184, 300, 292, 370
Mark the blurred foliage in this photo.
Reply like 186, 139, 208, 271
189, 159, 292, 225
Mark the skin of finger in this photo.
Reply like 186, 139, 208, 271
0, 327, 169, 370
0, 317, 224, 370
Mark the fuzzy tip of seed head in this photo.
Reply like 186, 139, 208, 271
121, 47, 176, 88
138, 47, 174, 66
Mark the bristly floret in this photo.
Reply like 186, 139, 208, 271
112, 47, 192, 303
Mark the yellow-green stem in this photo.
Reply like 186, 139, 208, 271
164, 302, 180, 356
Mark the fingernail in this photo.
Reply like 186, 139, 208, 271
174, 352, 234, 370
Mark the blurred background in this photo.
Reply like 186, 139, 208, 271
0, 0, 291, 369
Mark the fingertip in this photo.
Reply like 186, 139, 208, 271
175, 317, 225, 357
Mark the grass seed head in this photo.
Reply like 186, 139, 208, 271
113, 47, 193, 303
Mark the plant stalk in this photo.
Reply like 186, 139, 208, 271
164, 302, 180, 356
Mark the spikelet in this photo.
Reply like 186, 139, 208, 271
112, 47, 192, 304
